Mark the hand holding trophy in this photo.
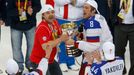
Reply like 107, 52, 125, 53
61, 22, 82, 57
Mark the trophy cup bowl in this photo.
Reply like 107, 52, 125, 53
61, 22, 82, 57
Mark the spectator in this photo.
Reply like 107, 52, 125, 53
30, 4, 68, 75
7, 0, 41, 74
54, 0, 87, 72
112, 0, 134, 75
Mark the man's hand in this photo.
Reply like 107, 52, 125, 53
37, 58, 48, 75
42, 42, 53, 59
42, 34, 68, 58
92, 50, 102, 62
60, 34, 69, 42
71, 0, 76, 6
0, 20, 4, 26
65, 39, 74, 45
27, 6, 33, 15
84, 52, 94, 64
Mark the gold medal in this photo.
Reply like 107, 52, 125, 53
52, 29, 58, 40
50, 23, 60, 52
48, 23, 58, 40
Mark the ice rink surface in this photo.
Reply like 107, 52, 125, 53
0, 0, 130, 75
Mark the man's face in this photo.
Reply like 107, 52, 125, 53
83, 3, 92, 19
42, 10, 55, 23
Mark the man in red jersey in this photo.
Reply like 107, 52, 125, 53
30, 4, 68, 75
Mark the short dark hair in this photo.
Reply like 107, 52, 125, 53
90, 6, 97, 14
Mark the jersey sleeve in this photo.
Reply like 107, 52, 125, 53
37, 58, 48, 75
54, 0, 71, 6
36, 25, 51, 45
99, 15, 113, 42
97, 15, 113, 50
78, 41, 100, 52
78, 17, 102, 52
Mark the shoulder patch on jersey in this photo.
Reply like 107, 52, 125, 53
42, 36, 47, 41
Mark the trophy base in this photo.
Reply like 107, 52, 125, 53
66, 45, 82, 57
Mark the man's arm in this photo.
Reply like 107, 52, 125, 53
100, 15, 113, 43
42, 34, 69, 58
75, 41, 100, 52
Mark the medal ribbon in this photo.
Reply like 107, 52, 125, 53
18, 0, 28, 14
48, 23, 58, 40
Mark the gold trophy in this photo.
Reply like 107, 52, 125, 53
61, 22, 80, 57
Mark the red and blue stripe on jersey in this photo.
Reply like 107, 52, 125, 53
83, 16, 101, 43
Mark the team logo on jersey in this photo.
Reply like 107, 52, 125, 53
42, 36, 47, 41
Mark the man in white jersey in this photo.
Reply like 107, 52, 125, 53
72, 0, 113, 75
84, 42, 124, 75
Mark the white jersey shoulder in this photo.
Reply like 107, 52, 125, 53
94, 14, 105, 22
90, 57, 124, 75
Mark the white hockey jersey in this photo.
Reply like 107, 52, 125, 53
85, 57, 124, 75
78, 14, 113, 52
54, 0, 87, 21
